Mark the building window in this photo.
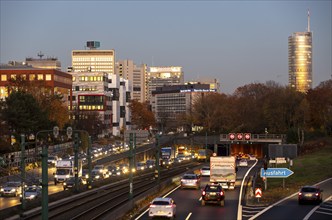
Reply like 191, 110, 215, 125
10, 74, 16, 80
45, 74, 52, 81
1, 75, 7, 81
37, 74, 44, 80
29, 74, 36, 81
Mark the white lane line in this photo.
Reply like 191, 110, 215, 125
243, 206, 267, 210
185, 212, 193, 220
303, 195, 332, 220
249, 178, 332, 220
237, 159, 258, 220
134, 185, 181, 220
315, 211, 332, 215
319, 207, 332, 211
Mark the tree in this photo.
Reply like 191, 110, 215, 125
1, 91, 50, 136
129, 100, 155, 130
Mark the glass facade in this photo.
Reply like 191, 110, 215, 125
288, 32, 312, 93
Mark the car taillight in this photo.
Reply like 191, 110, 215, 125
202, 191, 206, 196
315, 193, 319, 196
149, 204, 156, 208
166, 205, 172, 208
219, 191, 224, 196
298, 192, 302, 196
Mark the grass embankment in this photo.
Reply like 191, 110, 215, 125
248, 137, 332, 205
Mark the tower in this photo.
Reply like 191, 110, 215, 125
288, 10, 313, 93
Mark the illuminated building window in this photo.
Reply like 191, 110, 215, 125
46, 74, 52, 81
10, 74, 16, 80
37, 74, 44, 80
1, 75, 7, 81
29, 74, 36, 80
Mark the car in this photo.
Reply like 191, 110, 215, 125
92, 165, 109, 178
23, 185, 42, 200
298, 186, 323, 204
149, 197, 176, 219
180, 173, 201, 189
0, 181, 22, 197
201, 183, 225, 206
63, 177, 83, 190
136, 162, 147, 171
107, 165, 121, 176
47, 155, 59, 166
146, 159, 156, 168
239, 159, 248, 167
200, 166, 210, 177
248, 154, 256, 160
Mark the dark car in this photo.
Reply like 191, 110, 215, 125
201, 183, 225, 206
63, 177, 83, 190
298, 186, 323, 204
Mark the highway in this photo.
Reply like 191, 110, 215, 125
136, 161, 254, 220
251, 178, 332, 220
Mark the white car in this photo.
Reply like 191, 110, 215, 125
149, 197, 176, 219
239, 159, 248, 167
200, 166, 210, 176
23, 185, 42, 200
0, 181, 22, 197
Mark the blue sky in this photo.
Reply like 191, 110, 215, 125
1, 0, 331, 94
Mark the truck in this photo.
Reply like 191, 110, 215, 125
54, 159, 82, 185
210, 156, 237, 190
197, 149, 213, 162
161, 147, 175, 166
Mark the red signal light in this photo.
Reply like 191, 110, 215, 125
244, 133, 251, 140
229, 133, 235, 140
237, 133, 243, 140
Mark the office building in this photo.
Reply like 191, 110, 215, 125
151, 83, 216, 132
147, 66, 184, 101
71, 41, 115, 74
25, 52, 61, 70
116, 60, 147, 103
69, 71, 112, 137
0, 63, 72, 104
288, 11, 313, 93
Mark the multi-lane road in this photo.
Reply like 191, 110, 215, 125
135, 161, 253, 220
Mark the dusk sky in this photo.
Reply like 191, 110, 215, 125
1, 0, 331, 94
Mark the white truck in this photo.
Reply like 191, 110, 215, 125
210, 156, 237, 190
54, 159, 82, 185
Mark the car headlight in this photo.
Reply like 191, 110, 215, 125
63, 183, 67, 186
10, 189, 16, 192
0, 188, 4, 192
54, 175, 58, 178
65, 175, 70, 178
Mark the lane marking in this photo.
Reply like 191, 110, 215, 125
134, 185, 181, 220
315, 211, 332, 215
249, 178, 332, 220
303, 195, 332, 220
185, 212, 192, 220
237, 159, 258, 220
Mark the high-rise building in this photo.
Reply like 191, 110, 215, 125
288, 10, 313, 93
148, 66, 184, 101
115, 60, 147, 103
71, 41, 115, 74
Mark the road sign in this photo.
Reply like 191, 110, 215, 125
255, 188, 262, 198
260, 168, 294, 178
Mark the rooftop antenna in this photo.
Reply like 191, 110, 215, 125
37, 51, 44, 59
307, 9, 310, 32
